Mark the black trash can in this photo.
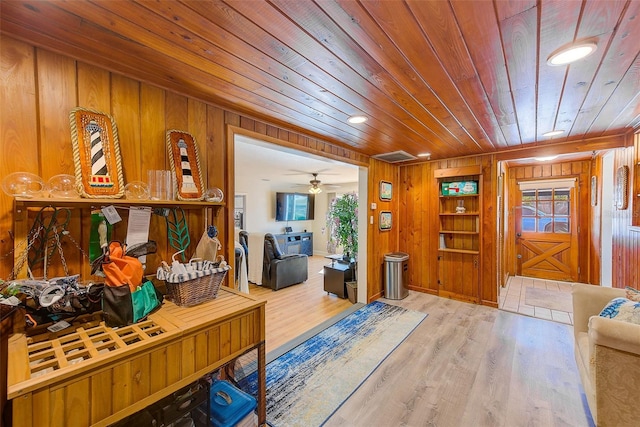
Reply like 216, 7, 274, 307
383, 252, 409, 300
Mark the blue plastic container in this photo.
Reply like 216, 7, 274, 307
208, 380, 257, 427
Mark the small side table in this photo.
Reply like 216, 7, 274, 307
325, 254, 355, 266
323, 263, 353, 298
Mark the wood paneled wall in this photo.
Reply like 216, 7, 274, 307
399, 156, 497, 306
610, 145, 640, 288
634, 133, 640, 228
0, 36, 224, 279
504, 159, 592, 283
3, 34, 638, 303
0, 36, 368, 281
399, 162, 437, 296
366, 159, 399, 301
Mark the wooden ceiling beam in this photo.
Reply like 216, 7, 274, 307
493, 133, 630, 161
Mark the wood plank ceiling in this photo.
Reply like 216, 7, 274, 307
1, 0, 638, 160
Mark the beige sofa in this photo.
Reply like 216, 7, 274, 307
572, 283, 640, 426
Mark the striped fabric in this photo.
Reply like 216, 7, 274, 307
156, 260, 231, 284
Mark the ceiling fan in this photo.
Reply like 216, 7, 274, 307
308, 173, 322, 194
284, 168, 338, 176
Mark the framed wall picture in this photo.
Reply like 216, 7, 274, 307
380, 181, 392, 201
615, 165, 629, 210
69, 107, 125, 198
379, 211, 392, 231
166, 129, 205, 201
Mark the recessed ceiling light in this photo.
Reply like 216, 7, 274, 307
417, 153, 431, 158
543, 130, 565, 137
534, 156, 558, 162
547, 42, 597, 66
347, 115, 367, 124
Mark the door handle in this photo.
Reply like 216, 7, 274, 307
516, 232, 522, 237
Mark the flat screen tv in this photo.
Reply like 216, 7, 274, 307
275, 192, 315, 221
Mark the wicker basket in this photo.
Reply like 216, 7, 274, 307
156, 260, 231, 307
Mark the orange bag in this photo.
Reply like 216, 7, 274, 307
102, 242, 144, 292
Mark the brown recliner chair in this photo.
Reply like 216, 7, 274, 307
262, 233, 308, 290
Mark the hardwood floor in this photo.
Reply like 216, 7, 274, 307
325, 292, 592, 427
247, 255, 353, 354
251, 261, 591, 427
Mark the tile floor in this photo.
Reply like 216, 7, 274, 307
499, 275, 576, 325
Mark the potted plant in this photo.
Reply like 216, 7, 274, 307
326, 192, 358, 302
326, 192, 358, 259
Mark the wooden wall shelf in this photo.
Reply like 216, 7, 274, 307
438, 212, 479, 216
11, 197, 225, 281
435, 167, 482, 303
438, 248, 480, 255
440, 230, 479, 235
14, 197, 224, 210
434, 165, 482, 178
439, 194, 478, 198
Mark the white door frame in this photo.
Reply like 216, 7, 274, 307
600, 151, 614, 287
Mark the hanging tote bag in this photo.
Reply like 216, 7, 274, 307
102, 281, 162, 327
102, 284, 134, 327
101, 241, 144, 292
194, 226, 222, 262
132, 281, 162, 323
96, 242, 161, 327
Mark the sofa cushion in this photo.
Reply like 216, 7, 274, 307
598, 297, 640, 325
625, 286, 640, 302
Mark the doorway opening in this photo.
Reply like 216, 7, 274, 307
496, 154, 597, 324
501, 178, 580, 325
231, 131, 368, 352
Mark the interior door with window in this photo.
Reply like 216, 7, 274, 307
515, 183, 579, 281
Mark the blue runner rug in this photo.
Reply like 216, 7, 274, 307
237, 301, 427, 426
